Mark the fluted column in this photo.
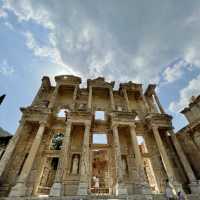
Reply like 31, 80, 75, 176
88, 86, 92, 110
112, 124, 127, 195
77, 121, 91, 195
153, 92, 165, 114
169, 130, 196, 182
50, 121, 72, 196
109, 88, 115, 111
122, 88, 131, 112
0, 120, 25, 178
9, 122, 46, 197
48, 84, 60, 109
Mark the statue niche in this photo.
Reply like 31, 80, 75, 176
71, 154, 80, 174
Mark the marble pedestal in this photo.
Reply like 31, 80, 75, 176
9, 182, 27, 197
49, 182, 63, 197
77, 182, 88, 195
189, 180, 200, 194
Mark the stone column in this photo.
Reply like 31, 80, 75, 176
109, 87, 115, 111
152, 125, 185, 195
0, 120, 25, 178
152, 125, 174, 180
9, 122, 46, 197
129, 125, 144, 174
48, 84, 60, 109
130, 124, 150, 194
141, 95, 150, 113
153, 92, 165, 114
112, 124, 127, 195
122, 88, 131, 112
77, 122, 91, 195
50, 121, 72, 196
72, 85, 78, 110
168, 130, 200, 194
88, 86, 92, 110
169, 130, 196, 182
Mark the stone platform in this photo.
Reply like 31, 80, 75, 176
0, 194, 200, 200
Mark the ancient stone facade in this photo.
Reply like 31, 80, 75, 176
0, 131, 12, 163
0, 75, 200, 199
176, 95, 200, 194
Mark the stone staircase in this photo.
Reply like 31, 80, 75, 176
0, 194, 200, 200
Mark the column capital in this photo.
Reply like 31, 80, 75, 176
84, 121, 91, 127
39, 121, 48, 126
151, 124, 159, 130
65, 120, 72, 126
111, 122, 118, 129
129, 123, 136, 128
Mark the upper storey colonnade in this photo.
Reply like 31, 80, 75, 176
31, 75, 165, 118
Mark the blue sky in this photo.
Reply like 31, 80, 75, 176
1, 0, 200, 134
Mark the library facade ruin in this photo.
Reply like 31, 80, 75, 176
0, 75, 200, 199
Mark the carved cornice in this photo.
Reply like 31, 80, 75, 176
110, 110, 137, 123
20, 106, 52, 123
145, 113, 173, 129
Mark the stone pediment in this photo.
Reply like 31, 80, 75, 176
55, 75, 81, 86
119, 82, 142, 92
87, 77, 115, 89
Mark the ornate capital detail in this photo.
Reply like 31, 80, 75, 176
129, 123, 136, 129
39, 121, 48, 127
111, 122, 118, 129
84, 120, 91, 127
151, 124, 159, 131
65, 120, 72, 126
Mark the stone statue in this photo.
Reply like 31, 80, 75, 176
71, 154, 79, 174
122, 156, 128, 176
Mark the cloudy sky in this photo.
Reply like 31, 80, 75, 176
0, 0, 200, 134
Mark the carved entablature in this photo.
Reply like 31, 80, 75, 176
68, 111, 92, 122
144, 84, 156, 97
119, 82, 142, 93
20, 106, 51, 123
87, 77, 115, 89
145, 113, 172, 129
111, 111, 137, 123
55, 75, 81, 86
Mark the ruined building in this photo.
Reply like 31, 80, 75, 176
176, 95, 200, 190
0, 75, 200, 199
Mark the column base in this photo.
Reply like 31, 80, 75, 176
49, 182, 63, 197
77, 182, 88, 195
9, 182, 27, 197
189, 180, 200, 194
115, 182, 127, 195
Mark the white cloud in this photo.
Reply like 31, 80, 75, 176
0, 60, 14, 76
4, 21, 14, 30
2, 0, 200, 87
169, 74, 200, 112
163, 59, 187, 83
0, 8, 7, 18
24, 31, 78, 75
